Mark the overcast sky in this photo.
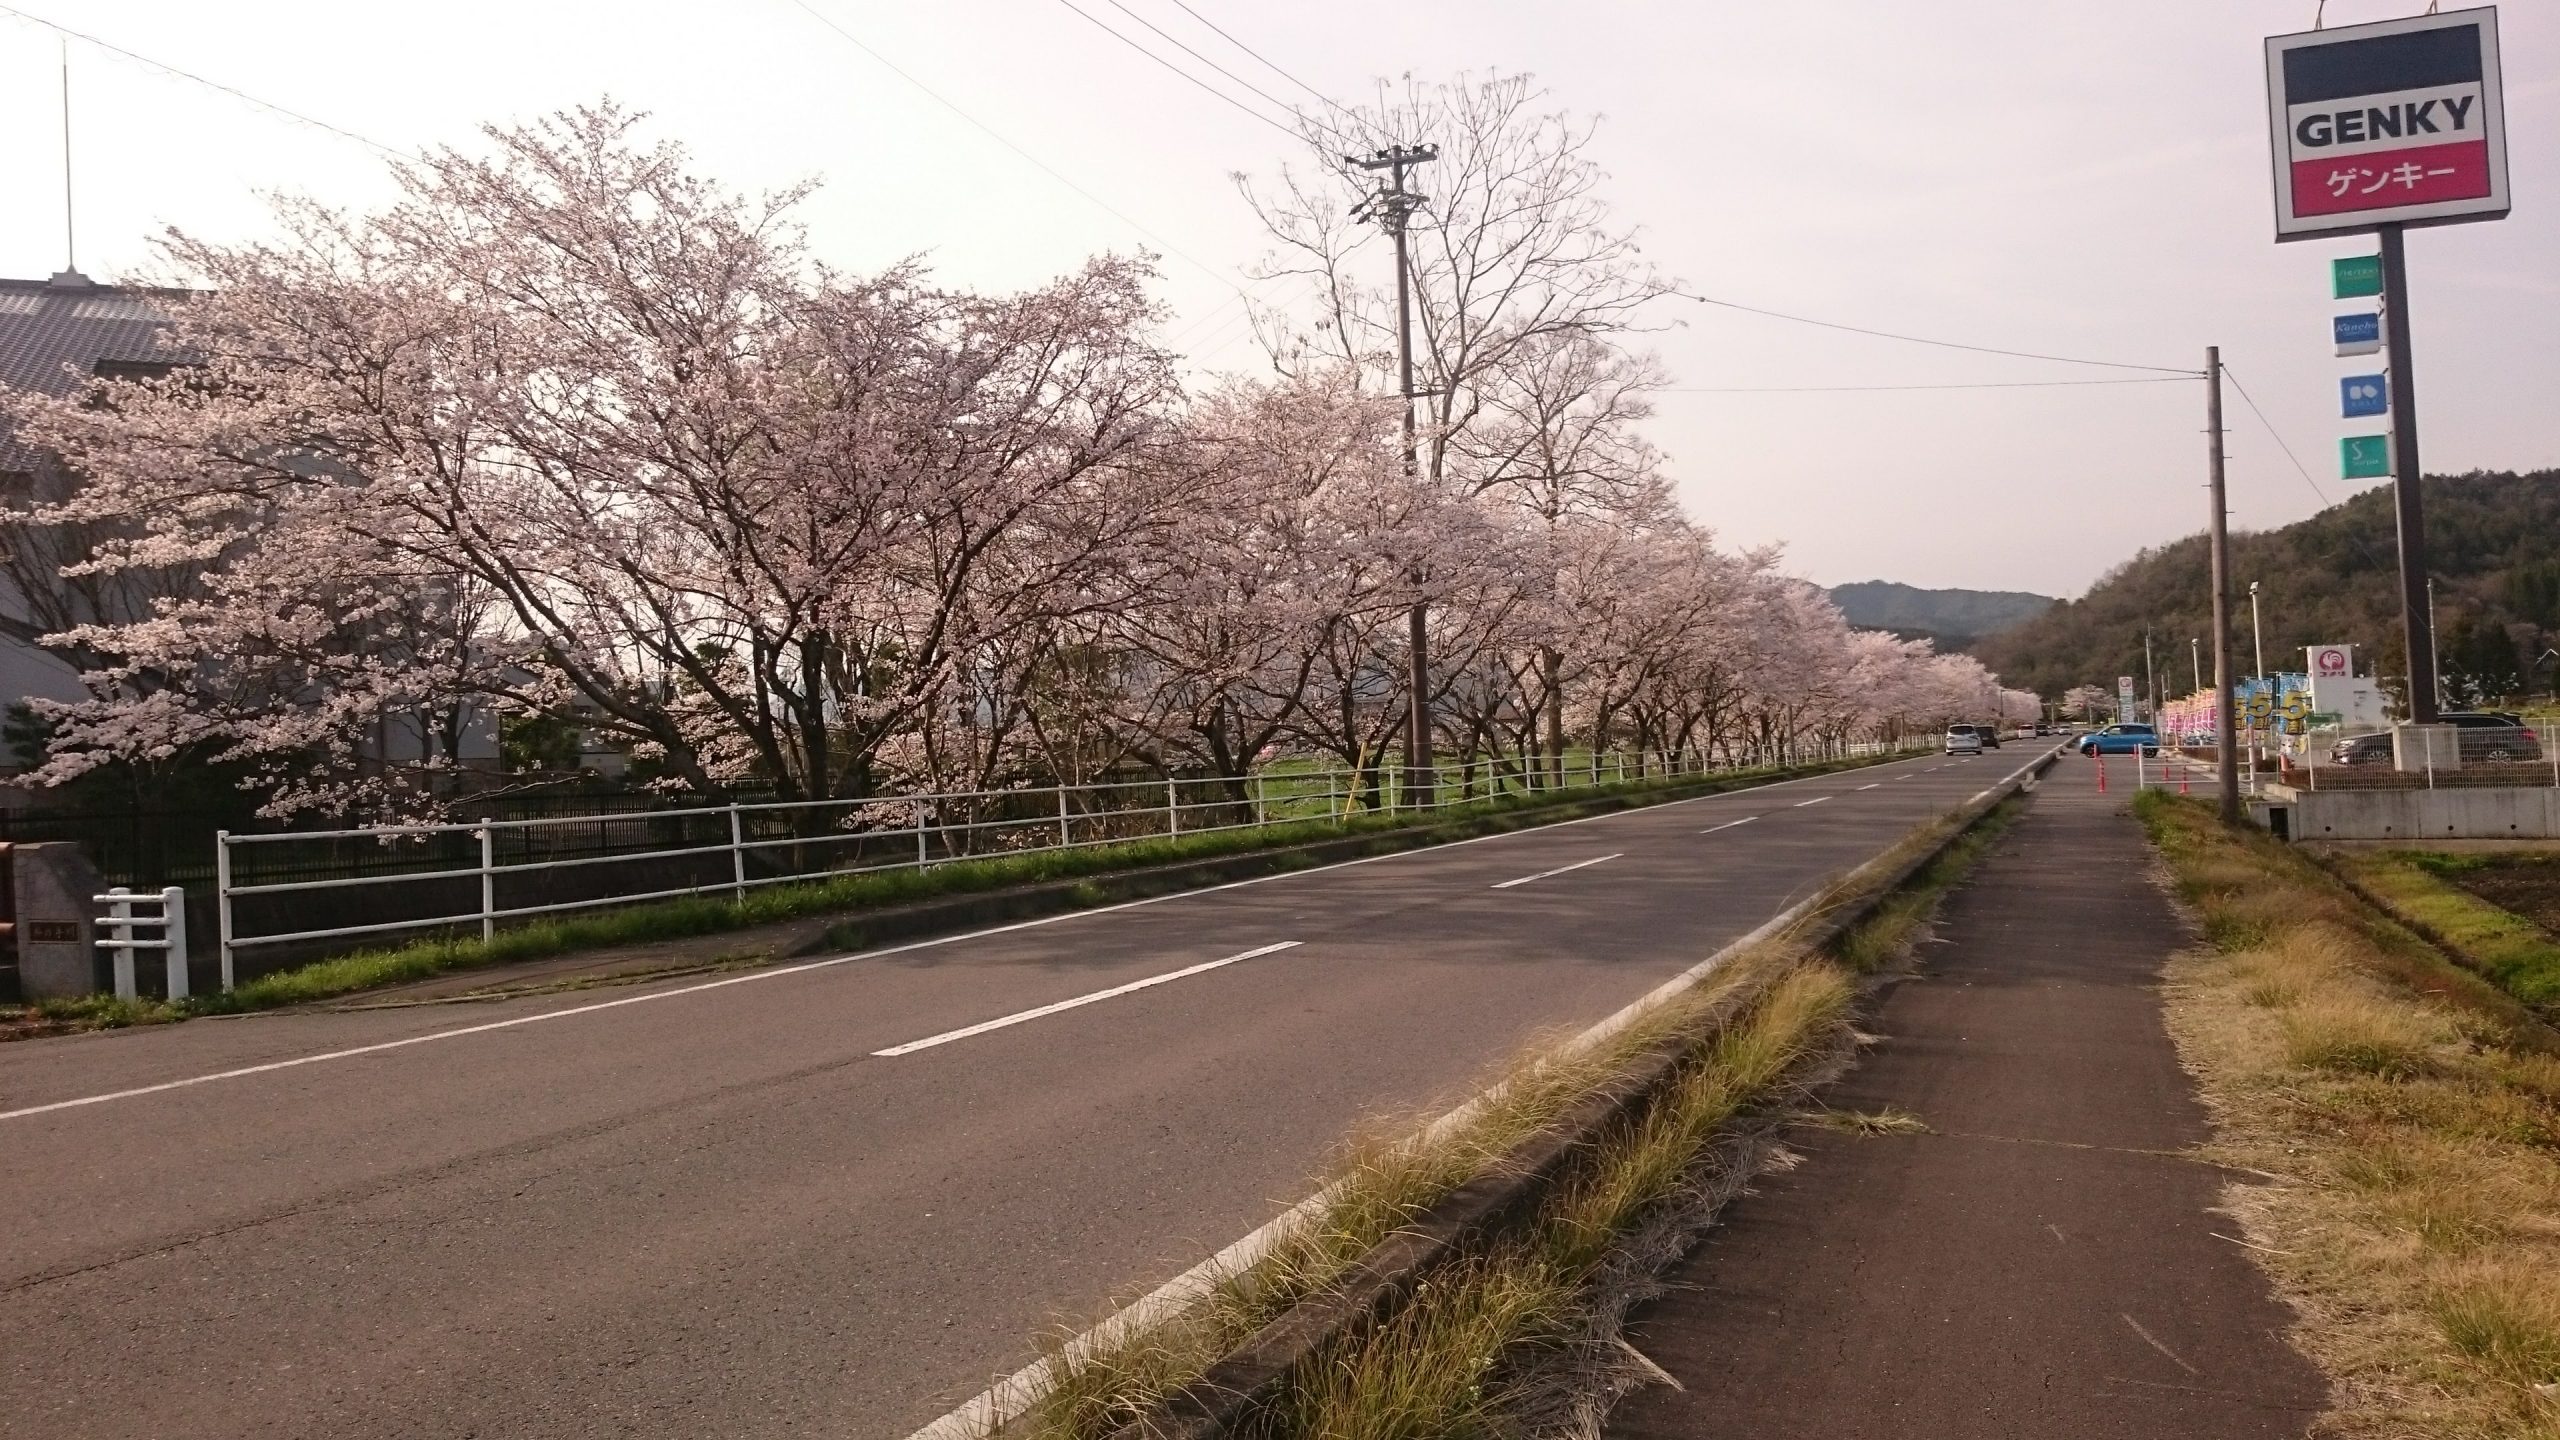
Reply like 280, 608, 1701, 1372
0, 1, 2550, 599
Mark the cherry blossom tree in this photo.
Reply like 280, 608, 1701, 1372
5, 106, 1180, 816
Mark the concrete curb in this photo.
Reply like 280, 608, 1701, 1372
1099, 745, 2060, 1440
906, 746, 2058, 1440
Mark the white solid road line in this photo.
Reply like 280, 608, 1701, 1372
905, 750, 2050, 1440
1, 754, 1939, 1125
871, 942, 1301, 1058
1697, 816, 1757, 835
1793, 795, 1833, 807
1489, 853, 1623, 890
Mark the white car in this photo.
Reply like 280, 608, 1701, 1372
1944, 725, 1984, 755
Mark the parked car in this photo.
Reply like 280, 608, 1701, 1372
1944, 725, 1984, 755
2075, 723, 2160, 757
2444, 712, 2545, 763
2332, 716, 2545, 766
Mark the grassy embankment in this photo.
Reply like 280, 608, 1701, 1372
13, 753, 1901, 1034
2327, 851, 2560, 1019
995, 796, 2020, 1439
2137, 792, 2560, 1437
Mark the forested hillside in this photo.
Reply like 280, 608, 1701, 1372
1826, 581, 2056, 651
1975, 469, 2560, 706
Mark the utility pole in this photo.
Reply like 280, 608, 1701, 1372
2144, 630, 2157, 722
2378, 223, 2437, 725
2206, 345, 2239, 824
1352, 143, 1439, 809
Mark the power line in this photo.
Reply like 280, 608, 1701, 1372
1049, 0, 1303, 141
1095, 0, 1330, 139
1155, 0, 1376, 141
0, 4, 412, 159
2220, 361, 2400, 577
2217, 363, 2334, 508
1673, 289, 2203, 376
1661, 376, 2194, 394
783, 0, 1255, 303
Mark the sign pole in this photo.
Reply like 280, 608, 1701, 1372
2377, 222, 2438, 724
2206, 346, 2241, 825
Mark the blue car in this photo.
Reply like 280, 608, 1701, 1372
2076, 723, 2160, 757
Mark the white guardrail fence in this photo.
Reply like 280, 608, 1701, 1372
204, 740, 1930, 990
96, 885, 190, 1000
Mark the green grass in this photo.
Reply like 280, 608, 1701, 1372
2131, 792, 2560, 1437
999, 776, 2020, 1440
1831, 795, 2024, 973
14, 752, 1909, 1033
2336, 851, 2560, 1013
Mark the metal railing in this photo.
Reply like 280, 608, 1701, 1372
2133, 723, 2560, 796
208, 739, 1928, 988
2276, 722, 2559, 791
96, 885, 191, 1000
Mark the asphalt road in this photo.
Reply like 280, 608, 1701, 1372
0, 747, 2039, 1440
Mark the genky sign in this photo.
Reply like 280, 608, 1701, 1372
2265, 8, 2509, 240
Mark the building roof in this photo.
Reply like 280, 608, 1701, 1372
0, 271, 189, 472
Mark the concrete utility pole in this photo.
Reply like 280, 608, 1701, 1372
2206, 345, 2239, 825
2378, 223, 2438, 724
2144, 630, 2157, 721
1352, 143, 1439, 809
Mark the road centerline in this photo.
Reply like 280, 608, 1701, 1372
1794, 795, 1834, 808
870, 942, 1301, 1057
1857, 783, 1881, 790
1698, 816, 1758, 835
1488, 853, 1623, 890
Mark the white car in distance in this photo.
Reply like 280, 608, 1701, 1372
1943, 725, 1984, 755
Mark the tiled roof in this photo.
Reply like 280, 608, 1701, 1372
0, 271, 190, 472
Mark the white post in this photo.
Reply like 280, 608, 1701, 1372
1058, 784, 1072, 846
727, 805, 746, 904
917, 804, 930, 868
160, 886, 189, 1001
213, 829, 235, 993
1167, 778, 1179, 836
106, 886, 136, 1000
478, 820, 496, 944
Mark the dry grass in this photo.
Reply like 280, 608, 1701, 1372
995, 788, 2013, 1440
1008, 945, 1851, 1440
2136, 793, 2560, 1438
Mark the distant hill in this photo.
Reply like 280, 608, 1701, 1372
1827, 581, 2057, 651
1972, 469, 2560, 705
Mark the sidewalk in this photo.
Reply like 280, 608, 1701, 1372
1608, 781, 2328, 1438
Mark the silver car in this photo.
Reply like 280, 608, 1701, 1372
1944, 725, 1984, 755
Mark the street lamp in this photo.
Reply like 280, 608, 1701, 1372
2249, 581, 2265, 682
